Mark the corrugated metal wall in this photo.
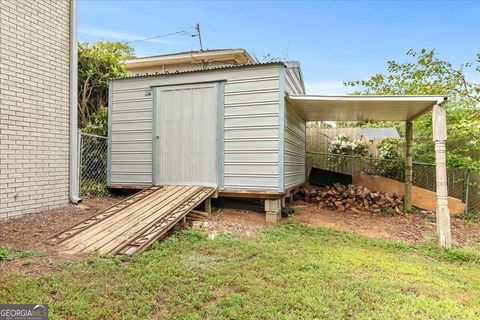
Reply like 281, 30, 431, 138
284, 100, 306, 189
284, 66, 306, 189
285, 65, 305, 96
224, 70, 281, 190
109, 65, 282, 191
109, 81, 153, 185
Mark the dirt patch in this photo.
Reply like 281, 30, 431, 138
290, 201, 480, 248
200, 207, 267, 239
0, 197, 121, 275
168, 201, 480, 248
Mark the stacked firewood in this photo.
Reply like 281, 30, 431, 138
302, 183, 404, 214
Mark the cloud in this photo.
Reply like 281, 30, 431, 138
304, 80, 350, 95
78, 27, 183, 45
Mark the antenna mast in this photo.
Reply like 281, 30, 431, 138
195, 23, 203, 51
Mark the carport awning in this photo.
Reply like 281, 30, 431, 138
286, 95, 448, 121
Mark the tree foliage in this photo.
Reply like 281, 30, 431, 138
340, 49, 480, 170
78, 41, 135, 129
82, 105, 108, 136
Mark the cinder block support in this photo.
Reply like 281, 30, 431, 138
265, 199, 282, 224
433, 104, 451, 248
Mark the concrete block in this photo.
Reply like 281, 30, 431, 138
266, 211, 280, 224
265, 199, 281, 213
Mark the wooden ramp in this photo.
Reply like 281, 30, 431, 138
45, 185, 216, 255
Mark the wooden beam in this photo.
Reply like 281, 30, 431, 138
218, 183, 304, 200
404, 121, 413, 213
432, 104, 451, 248
204, 197, 212, 216
218, 190, 283, 200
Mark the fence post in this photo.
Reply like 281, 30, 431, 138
404, 121, 413, 213
464, 170, 470, 214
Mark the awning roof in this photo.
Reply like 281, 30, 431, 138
286, 95, 448, 121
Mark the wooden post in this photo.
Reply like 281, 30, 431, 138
205, 197, 212, 216
404, 121, 413, 213
432, 104, 451, 248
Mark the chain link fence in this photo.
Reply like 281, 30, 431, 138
307, 152, 480, 213
79, 132, 109, 197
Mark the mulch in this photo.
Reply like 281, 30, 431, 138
0, 197, 121, 275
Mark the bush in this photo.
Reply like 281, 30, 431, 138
81, 180, 109, 197
375, 138, 404, 179
328, 134, 369, 157
327, 135, 368, 169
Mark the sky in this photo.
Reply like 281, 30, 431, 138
78, 0, 480, 94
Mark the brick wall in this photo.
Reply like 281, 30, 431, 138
0, 0, 71, 218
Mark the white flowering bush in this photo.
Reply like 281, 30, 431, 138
327, 135, 368, 170
328, 134, 368, 157
375, 138, 404, 179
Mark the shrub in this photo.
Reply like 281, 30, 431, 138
327, 135, 368, 169
375, 138, 404, 179
81, 180, 109, 197
328, 134, 369, 157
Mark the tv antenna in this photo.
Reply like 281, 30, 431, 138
192, 23, 203, 51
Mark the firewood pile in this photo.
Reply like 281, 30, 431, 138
301, 183, 404, 214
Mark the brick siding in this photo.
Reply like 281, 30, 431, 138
0, 0, 71, 218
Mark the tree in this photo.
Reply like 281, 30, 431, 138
78, 41, 135, 128
341, 49, 480, 170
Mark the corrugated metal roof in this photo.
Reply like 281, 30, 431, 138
360, 127, 401, 139
112, 61, 285, 80
287, 95, 448, 121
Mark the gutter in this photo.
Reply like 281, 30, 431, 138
69, 0, 81, 204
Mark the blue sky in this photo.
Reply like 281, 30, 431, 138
78, 0, 480, 94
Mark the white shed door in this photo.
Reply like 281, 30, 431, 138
155, 83, 218, 186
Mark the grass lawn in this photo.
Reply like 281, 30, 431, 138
2, 222, 480, 319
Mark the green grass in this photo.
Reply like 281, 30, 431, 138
2, 223, 480, 319
0, 245, 38, 261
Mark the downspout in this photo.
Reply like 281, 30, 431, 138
69, 0, 81, 204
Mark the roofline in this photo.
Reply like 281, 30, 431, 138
112, 62, 285, 81
124, 48, 255, 68
288, 94, 449, 105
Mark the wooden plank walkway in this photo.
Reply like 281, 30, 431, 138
45, 185, 216, 255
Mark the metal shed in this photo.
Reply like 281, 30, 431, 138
108, 64, 453, 246
108, 62, 306, 204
